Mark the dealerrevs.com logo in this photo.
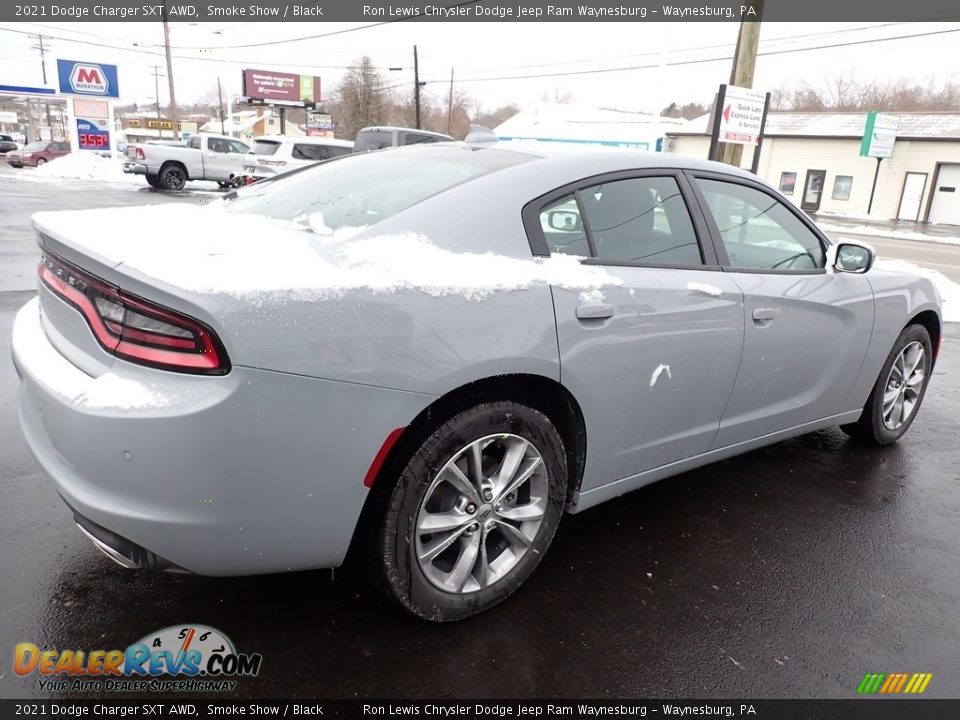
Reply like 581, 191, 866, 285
13, 624, 262, 693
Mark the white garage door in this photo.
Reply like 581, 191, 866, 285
929, 164, 960, 225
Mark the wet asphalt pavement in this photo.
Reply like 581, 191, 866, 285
1, 173, 959, 700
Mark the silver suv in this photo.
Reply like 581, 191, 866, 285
353, 126, 453, 152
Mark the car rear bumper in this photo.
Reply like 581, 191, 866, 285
12, 296, 431, 576
122, 162, 147, 175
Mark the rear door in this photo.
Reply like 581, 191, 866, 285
528, 171, 745, 490
688, 172, 874, 448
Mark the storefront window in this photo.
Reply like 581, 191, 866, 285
833, 175, 854, 201
779, 172, 797, 195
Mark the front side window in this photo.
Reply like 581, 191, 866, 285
228, 140, 249, 154
695, 178, 825, 271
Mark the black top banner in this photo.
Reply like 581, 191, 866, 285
1, 700, 959, 720
3, 0, 960, 23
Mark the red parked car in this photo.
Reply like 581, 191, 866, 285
6, 141, 70, 168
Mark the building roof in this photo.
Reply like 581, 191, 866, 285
668, 112, 960, 140
494, 101, 688, 148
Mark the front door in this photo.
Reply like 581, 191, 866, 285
204, 137, 237, 181
897, 172, 927, 222
533, 172, 745, 490
690, 174, 874, 448
800, 169, 827, 211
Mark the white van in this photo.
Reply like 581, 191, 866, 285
241, 135, 354, 181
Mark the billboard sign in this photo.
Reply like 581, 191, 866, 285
717, 84, 767, 146
57, 59, 120, 98
243, 69, 321, 107
860, 112, 899, 158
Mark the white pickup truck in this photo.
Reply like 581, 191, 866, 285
122, 133, 250, 190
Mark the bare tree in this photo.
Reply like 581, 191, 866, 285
330, 57, 389, 139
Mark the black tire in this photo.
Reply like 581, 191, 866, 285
217, 180, 231, 189
841, 324, 933, 445
373, 401, 567, 621
159, 164, 186, 191
35, 157, 47, 166
145, 174, 162, 188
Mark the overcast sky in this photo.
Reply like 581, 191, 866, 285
1, 21, 958, 114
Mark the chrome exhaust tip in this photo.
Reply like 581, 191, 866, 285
76, 522, 141, 570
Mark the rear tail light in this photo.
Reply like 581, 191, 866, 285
135, 147, 145, 161
38, 251, 230, 375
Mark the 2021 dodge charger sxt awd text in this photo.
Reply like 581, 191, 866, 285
12, 143, 941, 620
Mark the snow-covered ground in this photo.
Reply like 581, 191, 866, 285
876, 259, 959, 323
818, 221, 960, 246
16, 152, 141, 184
4, 152, 221, 192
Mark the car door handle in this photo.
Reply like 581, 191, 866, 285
752, 307, 782, 322
576, 303, 615, 320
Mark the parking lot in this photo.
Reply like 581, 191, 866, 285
1, 170, 959, 699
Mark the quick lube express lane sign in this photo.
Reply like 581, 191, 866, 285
718, 84, 766, 146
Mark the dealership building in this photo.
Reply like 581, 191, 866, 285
665, 112, 960, 225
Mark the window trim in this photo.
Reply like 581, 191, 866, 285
685, 170, 832, 276
521, 168, 720, 270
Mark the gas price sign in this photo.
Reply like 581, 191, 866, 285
76, 117, 110, 151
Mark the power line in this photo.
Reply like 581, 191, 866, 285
428, 26, 960, 84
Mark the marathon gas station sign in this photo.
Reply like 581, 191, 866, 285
56, 59, 120, 153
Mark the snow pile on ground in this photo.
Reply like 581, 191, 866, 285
32, 204, 622, 301
818, 222, 960, 246
30, 152, 140, 184
876, 259, 960, 323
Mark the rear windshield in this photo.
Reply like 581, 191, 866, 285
353, 130, 393, 152
225, 146, 534, 233
253, 140, 281, 156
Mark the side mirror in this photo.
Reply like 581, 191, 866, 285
548, 210, 582, 232
834, 242, 875, 274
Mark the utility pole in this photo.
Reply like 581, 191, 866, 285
31, 35, 53, 132
151, 65, 166, 137
447, 68, 454, 135
720, 0, 764, 169
217, 77, 225, 135
161, 0, 180, 140
413, 45, 422, 130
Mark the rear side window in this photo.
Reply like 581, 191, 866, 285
540, 176, 702, 266
292, 143, 331, 161
694, 178, 825, 271
188, 136, 201, 150
354, 130, 393, 152
253, 140, 281, 156
402, 132, 441, 146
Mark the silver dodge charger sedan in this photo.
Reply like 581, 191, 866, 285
12, 142, 941, 621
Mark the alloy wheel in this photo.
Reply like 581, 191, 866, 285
882, 341, 925, 430
414, 434, 549, 594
